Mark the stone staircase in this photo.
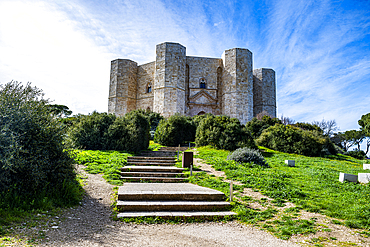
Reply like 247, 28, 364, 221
117, 147, 236, 218
117, 183, 236, 218
120, 152, 187, 182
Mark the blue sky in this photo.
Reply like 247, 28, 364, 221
0, 0, 369, 132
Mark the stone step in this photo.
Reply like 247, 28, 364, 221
128, 156, 176, 161
126, 162, 176, 166
116, 201, 231, 212
127, 159, 176, 164
139, 152, 177, 157
118, 183, 226, 201
120, 176, 187, 182
120, 172, 186, 177
117, 211, 237, 218
121, 166, 185, 173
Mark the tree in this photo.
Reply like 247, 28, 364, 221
312, 119, 338, 137
280, 114, 296, 125
245, 115, 282, 139
0, 81, 80, 208
331, 130, 364, 152
46, 104, 72, 118
358, 113, 370, 155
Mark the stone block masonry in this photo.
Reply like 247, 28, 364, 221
108, 42, 277, 124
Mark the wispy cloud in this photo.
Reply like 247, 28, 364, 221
0, 0, 368, 131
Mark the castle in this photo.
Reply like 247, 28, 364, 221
108, 42, 276, 125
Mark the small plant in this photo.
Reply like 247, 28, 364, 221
226, 147, 268, 167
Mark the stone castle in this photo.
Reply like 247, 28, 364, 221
108, 42, 276, 125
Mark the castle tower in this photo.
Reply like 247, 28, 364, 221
253, 68, 276, 118
221, 48, 253, 125
153, 42, 186, 117
108, 59, 138, 116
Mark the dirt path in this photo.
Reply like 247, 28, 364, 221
33, 165, 298, 247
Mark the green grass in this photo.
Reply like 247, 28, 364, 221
73, 149, 133, 186
196, 146, 370, 230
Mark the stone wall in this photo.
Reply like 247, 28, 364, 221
253, 68, 276, 118
222, 48, 253, 125
186, 56, 222, 116
136, 61, 155, 111
108, 42, 277, 124
153, 43, 186, 117
108, 59, 137, 116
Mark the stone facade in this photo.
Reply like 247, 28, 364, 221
108, 42, 276, 125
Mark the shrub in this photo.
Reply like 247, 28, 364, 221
69, 110, 150, 153
245, 115, 282, 139
256, 124, 325, 156
195, 114, 256, 150
345, 149, 367, 160
67, 111, 116, 150
0, 81, 80, 209
227, 147, 268, 167
154, 114, 196, 146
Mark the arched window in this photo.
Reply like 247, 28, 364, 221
197, 111, 206, 115
147, 83, 152, 93
199, 78, 206, 88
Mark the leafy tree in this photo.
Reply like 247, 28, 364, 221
293, 122, 323, 134
46, 104, 72, 118
331, 130, 364, 152
256, 124, 328, 156
245, 115, 282, 139
154, 114, 196, 146
0, 81, 80, 208
195, 114, 256, 150
359, 113, 370, 135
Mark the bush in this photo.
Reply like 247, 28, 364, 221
245, 116, 282, 139
227, 147, 268, 167
67, 111, 116, 150
0, 81, 81, 209
256, 124, 326, 156
69, 110, 150, 153
345, 149, 367, 160
195, 114, 256, 150
154, 114, 196, 146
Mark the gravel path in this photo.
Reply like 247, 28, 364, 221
38, 165, 298, 247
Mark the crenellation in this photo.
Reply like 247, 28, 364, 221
108, 42, 276, 123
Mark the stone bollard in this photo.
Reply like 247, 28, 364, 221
182, 151, 193, 169
363, 164, 370, 170
358, 173, 370, 184
339, 172, 358, 183
285, 160, 295, 167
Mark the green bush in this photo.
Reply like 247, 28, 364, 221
345, 149, 367, 160
195, 114, 256, 150
226, 147, 268, 167
0, 81, 81, 209
69, 110, 150, 153
154, 114, 196, 146
244, 116, 282, 139
256, 124, 325, 156
67, 111, 116, 150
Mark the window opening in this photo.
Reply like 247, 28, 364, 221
199, 78, 206, 89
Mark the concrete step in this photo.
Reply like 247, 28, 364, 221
140, 152, 177, 157
118, 183, 226, 201
128, 156, 176, 161
121, 166, 185, 173
120, 172, 186, 177
126, 162, 176, 166
120, 177, 187, 182
116, 201, 231, 211
117, 211, 237, 218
